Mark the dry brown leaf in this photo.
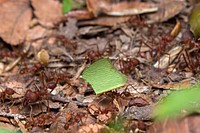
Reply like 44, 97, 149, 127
0, 0, 32, 45
146, 1, 186, 23
78, 123, 107, 133
78, 16, 131, 27
86, 0, 109, 17
105, 1, 158, 16
31, 0, 62, 27
86, 0, 157, 17
124, 105, 154, 120
151, 79, 192, 90
3, 80, 25, 98
170, 20, 181, 37
65, 10, 94, 20
148, 115, 200, 133
26, 25, 50, 42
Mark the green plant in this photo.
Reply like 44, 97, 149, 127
62, 0, 83, 14
154, 83, 200, 120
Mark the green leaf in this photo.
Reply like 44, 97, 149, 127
82, 58, 127, 94
154, 83, 200, 120
62, 0, 83, 14
62, 0, 73, 14
0, 127, 16, 133
189, 3, 200, 37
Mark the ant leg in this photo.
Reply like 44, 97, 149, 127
46, 98, 50, 112
182, 51, 191, 69
40, 71, 47, 88
30, 105, 33, 120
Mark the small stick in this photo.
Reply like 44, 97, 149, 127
0, 111, 26, 119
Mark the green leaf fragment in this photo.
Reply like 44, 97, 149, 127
62, 0, 73, 14
62, 0, 83, 14
0, 127, 16, 133
154, 83, 200, 120
82, 58, 127, 94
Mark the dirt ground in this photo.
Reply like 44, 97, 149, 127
0, 0, 200, 133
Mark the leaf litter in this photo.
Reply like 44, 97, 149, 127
0, 0, 200, 133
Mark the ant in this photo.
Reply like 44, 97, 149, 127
19, 63, 43, 75
22, 71, 59, 114
84, 42, 116, 63
117, 57, 139, 74
173, 30, 200, 72
0, 50, 20, 58
64, 111, 88, 130
0, 88, 18, 102
138, 34, 174, 61
25, 112, 60, 129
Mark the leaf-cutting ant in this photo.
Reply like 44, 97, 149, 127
0, 88, 18, 102
118, 57, 139, 74
19, 63, 43, 75
84, 42, 116, 63
22, 71, 59, 113
138, 34, 174, 61
25, 112, 60, 129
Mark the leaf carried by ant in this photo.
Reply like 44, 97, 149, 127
82, 58, 127, 94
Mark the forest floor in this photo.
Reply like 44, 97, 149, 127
0, 0, 199, 133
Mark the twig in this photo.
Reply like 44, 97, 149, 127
72, 60, 87, 81
50, 95, 88, 107
0, 111, 26, 119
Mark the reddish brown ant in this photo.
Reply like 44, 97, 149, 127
25, 112, 60, 129
118, 57, 139, 74
0, 50, 20, 58
138, 34, 174, 61
19, 63, 43, 74
173, 30, 200, 72
64, 111, 88, 130
84, 42, 116, 62
23, 71, 59, 112
0, 88, 18, 102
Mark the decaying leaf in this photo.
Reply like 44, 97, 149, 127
60, 10, 94, 22
124, 104, 154, 120
0, 0, 32, 45
153, 46, 182, 69
146, 1, 186, 23
78, 124, 107, 133
86, 0, 109, 17
86, 0, 158, 17
148, 115, 200, 133
170, 20, 181, 37
105, 1, 158, 16
31, 0, 62, 27
26, 25, 51, 42
78, 16, 131, 27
